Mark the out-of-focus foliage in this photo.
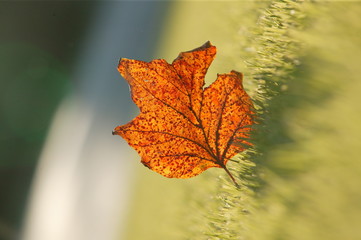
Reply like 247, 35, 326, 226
0, 3, 92, 238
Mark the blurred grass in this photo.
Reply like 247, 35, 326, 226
124, 1, 361, 240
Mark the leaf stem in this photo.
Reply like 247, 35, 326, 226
222, 165, 240, 188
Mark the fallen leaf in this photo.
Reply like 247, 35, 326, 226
113, 41, 254, 185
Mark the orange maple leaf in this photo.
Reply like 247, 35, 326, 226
113, 41, 254, 185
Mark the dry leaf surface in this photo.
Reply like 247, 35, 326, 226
113, 42, 254, 183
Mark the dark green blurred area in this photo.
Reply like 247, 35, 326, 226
0, 2, 95, 237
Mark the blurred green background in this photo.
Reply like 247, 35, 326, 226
0, 2, 168, 240
0, 2, 93, 238
1, 1, 361, 240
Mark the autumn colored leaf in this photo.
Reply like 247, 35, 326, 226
113, 41, 254, 185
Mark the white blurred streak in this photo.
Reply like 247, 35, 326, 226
21, 2, 167, 240
22, 95, 134, 240
22, 97, 92, 240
